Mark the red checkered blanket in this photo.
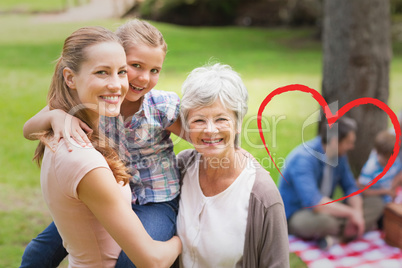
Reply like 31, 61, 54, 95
289, 231, 402, 268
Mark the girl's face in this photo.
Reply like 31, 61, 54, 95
64, 41, 128, 121
124, 43, 165, 103
187, 99, 238, 159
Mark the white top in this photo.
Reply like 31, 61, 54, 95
41, 139, 131, 268
177, 154, 256, 268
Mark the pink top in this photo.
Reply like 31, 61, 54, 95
40, 139, 131, 268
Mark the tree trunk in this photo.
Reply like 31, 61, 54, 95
322, 0, 391, 175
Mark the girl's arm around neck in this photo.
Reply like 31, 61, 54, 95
77, 168, 182, 268
23, 106, 52, 140
23, 105, 92, 149
166, 116, 189, 142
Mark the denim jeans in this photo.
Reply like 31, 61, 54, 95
19, 221, 68, 268
115, 197, 179, 268
20, 196, 179, 268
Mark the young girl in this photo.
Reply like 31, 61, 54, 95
27, 25, 181, 267
21, 20, 184, 268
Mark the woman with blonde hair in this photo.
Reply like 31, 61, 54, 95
21, 20, 183, 268
22, 26, 181, 267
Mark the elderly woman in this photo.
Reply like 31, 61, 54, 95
176, 63, 289, 268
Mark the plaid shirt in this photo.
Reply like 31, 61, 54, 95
100, 89, 181, 205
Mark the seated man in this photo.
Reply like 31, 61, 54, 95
279, 117, 383, 248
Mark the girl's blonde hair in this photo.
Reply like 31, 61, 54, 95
116, 19, 167, 54
33, 26, 130, 185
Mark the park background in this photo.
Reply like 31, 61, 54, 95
1, 0, 402, 267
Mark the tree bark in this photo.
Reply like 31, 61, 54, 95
322, 0, 392, 175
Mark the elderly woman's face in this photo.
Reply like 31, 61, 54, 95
187, 99, 237, 158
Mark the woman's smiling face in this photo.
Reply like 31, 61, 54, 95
187, 99, 238, 158
65, 41, 128, 120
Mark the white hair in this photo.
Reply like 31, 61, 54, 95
180, 63, 248, 147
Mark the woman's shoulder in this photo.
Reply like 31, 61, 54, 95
249, 159, 283, 208
53, 139, 109, 171
45, 139, 110, 198
177, 148, 197, 159
177, 149, 198, 175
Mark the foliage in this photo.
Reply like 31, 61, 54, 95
392, 0, 402, 13
137, 0, 323, 27
392, 0, 402, 23
139, 0, 243, 25
137, 0, 402, 27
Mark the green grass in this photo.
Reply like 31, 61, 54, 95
1, 9, 402, 268
0, 0, 65, 13
0, 0, 92, 13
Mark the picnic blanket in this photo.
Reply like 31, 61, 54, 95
289, 231, 402, 268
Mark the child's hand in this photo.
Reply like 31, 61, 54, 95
50, 109, 93, 152
386, 188, 397, 199
389, 171, 402, 201
394, 171, 402, 187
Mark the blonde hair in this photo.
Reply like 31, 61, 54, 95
33, 26, 130, 185
115, 19, 167, 54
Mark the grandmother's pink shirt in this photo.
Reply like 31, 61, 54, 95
40, 139, 131, 268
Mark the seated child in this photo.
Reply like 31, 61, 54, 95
358, 130, 402, 205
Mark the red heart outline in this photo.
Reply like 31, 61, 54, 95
257, 84, 401, 206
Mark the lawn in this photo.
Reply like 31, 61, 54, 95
0, 0, 82, 13
0, 6, 401, 268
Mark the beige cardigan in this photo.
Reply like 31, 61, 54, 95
177, 149, 289, 268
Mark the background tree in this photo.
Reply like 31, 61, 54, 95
322, 0, 392, 175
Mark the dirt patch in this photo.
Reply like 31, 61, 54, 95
32, 0, 136, 23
